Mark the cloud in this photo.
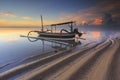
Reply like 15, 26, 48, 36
0, 11, 16, 17
22, 16, 32, 20
7, 21, 38, 27
93, 17, 103, 25
56, 0, 120, 26
80, 20, 88, 25
112, 13, 120, 18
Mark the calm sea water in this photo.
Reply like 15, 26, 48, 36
0, 28, 119, 72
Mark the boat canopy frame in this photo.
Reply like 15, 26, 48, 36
46, 21, 75, 33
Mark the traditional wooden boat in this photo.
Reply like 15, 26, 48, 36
39, 32, 75, 38
27, 16, 84, 43
38, 23, 75, 38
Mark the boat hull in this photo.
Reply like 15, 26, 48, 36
38, 32, 75, 38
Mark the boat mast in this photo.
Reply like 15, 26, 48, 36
40, 15, 44, 32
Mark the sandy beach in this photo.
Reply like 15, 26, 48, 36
0, 38, 120, 80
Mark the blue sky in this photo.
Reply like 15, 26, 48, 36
0, 0, 119, 27
0, 0, 99, 19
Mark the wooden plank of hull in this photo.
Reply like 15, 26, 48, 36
39, 32, 75, 38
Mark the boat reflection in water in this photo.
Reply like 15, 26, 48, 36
21, 33, 82, 51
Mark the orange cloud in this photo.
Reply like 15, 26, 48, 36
93, 17, 103, 25
81, 20, 88, 25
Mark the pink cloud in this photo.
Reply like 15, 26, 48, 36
0, 11, 16, 17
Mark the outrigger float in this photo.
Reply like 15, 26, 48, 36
21, 16, 85, 44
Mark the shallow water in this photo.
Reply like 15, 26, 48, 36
0, 28, 64, 72
0, 28, 119, 72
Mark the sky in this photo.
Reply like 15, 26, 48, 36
0, 0, 120, 27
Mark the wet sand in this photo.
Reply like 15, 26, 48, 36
0, 38, 120, 80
